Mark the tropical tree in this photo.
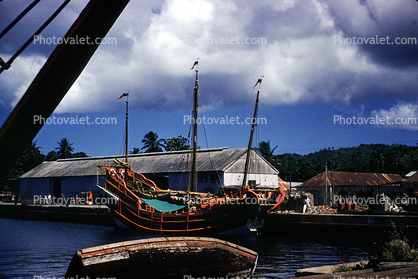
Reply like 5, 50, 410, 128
56, 138, 74, 159
165, 135, 190, 151
294, 159, 315, 181
257, 140, 278, 168
0, 141, 45, 189
71, 152, 88, 158
369, 150, 385, 172
130, 147, 140, 154
46, 150, 59, 161
22, 141, 45, 171
141, 131, 165, 153
276, 154, 289, 181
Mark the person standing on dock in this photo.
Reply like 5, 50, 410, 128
303, 197, 311, 213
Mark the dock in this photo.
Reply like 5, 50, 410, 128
263, 211, 418, 238
0, 202, 116, 226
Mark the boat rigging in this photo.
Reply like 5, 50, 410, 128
96, 61, 261, 234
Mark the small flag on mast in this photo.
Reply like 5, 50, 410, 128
253, 78, 262, 89
117, 92, 129, 99
190, 60, 199, 70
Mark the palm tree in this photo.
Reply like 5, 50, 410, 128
130, 147, 140, 154
165, 135, 190, 151
22, 141, 44, 171
370, 150, 385, 172
141, 131, 165, 153
56, 138, 74, 159
257, 140, 278, 168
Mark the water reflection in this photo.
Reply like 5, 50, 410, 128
218, 234, 372, 278
0, 218, 373, 279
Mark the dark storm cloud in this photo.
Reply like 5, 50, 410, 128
325, 0, 418, 68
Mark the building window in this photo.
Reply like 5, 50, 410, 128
248, 180, 256, 187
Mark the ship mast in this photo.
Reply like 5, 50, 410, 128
188, 59, 199, 193
117, 92, 129, 163
125, 95, 129, 163
242, 77, 262, 188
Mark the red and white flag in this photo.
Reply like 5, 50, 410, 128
190, 60, 199, 70
253, 78, 262, 89
117, 92, 129, 99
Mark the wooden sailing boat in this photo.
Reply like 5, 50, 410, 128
98, 61, 260, 234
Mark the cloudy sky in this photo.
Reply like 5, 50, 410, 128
1, 0, 418, 157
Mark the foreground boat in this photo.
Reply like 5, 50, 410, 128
65, 236, 258, 279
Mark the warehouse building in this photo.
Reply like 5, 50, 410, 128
20, 148, 280, 202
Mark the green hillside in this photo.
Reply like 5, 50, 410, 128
273, 143, 418, 182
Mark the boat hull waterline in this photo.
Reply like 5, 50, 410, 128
101, 166, 260, 234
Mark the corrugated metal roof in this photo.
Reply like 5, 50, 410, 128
20, 148, 279, 179
278, 176, 290, 191
298, 171, 402, 188
405, 171, 417, 178
404, 171, 418, 184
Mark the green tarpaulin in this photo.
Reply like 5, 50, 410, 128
140, 197, 186, 213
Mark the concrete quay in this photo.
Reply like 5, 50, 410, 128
0, 202, 116, 226
263, 211, 418, 238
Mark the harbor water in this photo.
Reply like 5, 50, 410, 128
0, 218, 374, 279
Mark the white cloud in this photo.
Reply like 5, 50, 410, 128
2, 55, 47, 108
372, 103, 418, 131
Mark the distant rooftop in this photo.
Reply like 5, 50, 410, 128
298, 171, 403, 188
404, 171, 418, 184
405, 171, 417, 178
